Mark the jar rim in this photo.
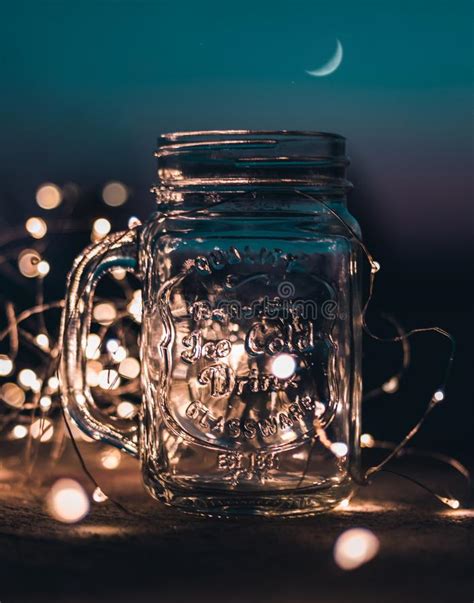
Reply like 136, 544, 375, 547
157, 129, 345, 151
154, 130, 350, 197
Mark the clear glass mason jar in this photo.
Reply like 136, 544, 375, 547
60, 131, 363, 517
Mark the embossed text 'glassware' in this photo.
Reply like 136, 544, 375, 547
60, 131, 363, 516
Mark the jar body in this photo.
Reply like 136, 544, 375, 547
139, 196, 362, 516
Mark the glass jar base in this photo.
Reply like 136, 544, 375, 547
145, 480, 355, 518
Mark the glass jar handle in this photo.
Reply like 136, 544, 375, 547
60, 229, 140, 457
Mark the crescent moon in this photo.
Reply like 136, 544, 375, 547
306, 39, 343, 77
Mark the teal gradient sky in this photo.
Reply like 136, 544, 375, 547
0, 0, 472, 254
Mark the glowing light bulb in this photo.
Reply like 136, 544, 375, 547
39, 395, 52, 412
92, 487, 108, 503
93, 303, 116, 326
128, 216, 141, 229
360, 433, 375, 448
47, 479, 89, 523
106, 339, 126, 362
433, 389, 445, 403
271, 354, 296, 380
37, 260, 50, 276
35, 333, 49, 349
330, 442, 348, 458
100, 447, 121, 470
47, 376, 60, 391
117, 401, 137, 419
382, 376, 399, 394
92, 218, 111, 239
12, 424, 28, 439
36, 183, 62, 210
25, 216, 47, 239
1, 382, 25, 408
0, 354, 13, 377
370, 260, 381, 274
111, 346, 127, 363
439, 496, 460, 509
18, 368, 40, 390
106, 339, 120, 354
118, 357, 140, 380
334, 528, 380, 570
102, 181, 128, 207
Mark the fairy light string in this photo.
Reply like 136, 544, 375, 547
0, 183, 467, 517
0, 182, 141, 514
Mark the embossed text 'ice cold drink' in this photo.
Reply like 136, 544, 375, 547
61, 131, 363, 516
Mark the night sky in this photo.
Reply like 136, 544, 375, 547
1, 1, 472, 251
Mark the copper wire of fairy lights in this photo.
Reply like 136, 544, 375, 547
0, 183, 469, 519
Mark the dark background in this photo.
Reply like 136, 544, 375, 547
0, 0, 472, 458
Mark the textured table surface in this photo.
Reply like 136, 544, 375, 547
0, 450, 472, 603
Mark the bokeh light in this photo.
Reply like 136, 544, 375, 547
334, 528, 380, 570
25, 216, 47, 239
1, 382, 25, 408
37, 260, 50, 276
330, 442, 348, 458
92, 487, 108, 503
271, 354, 296, 380
36, 183, 62, 210
360, 433, 375, 448
116, 401, 136, 419
128, 216, 141, 229
0, 354, 14, 377
35, 333, 49, 349
18, 249, 41, 278
93, 303, 116, 326
92, 218, 111, 240
39, 395, 52, 411
102, 181, 128, 207
85, 333, 101, 360
18, 368, 41, 391
100, 447, 121, 470
382, 377, 399, 394
47, 479, 90, 524
98, 369, 120, 390
127, 290, 142, 322
30, 418, 54, 442
118, 357, 140, 379
12, 424, 28, 439
86, 360, 103, 387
